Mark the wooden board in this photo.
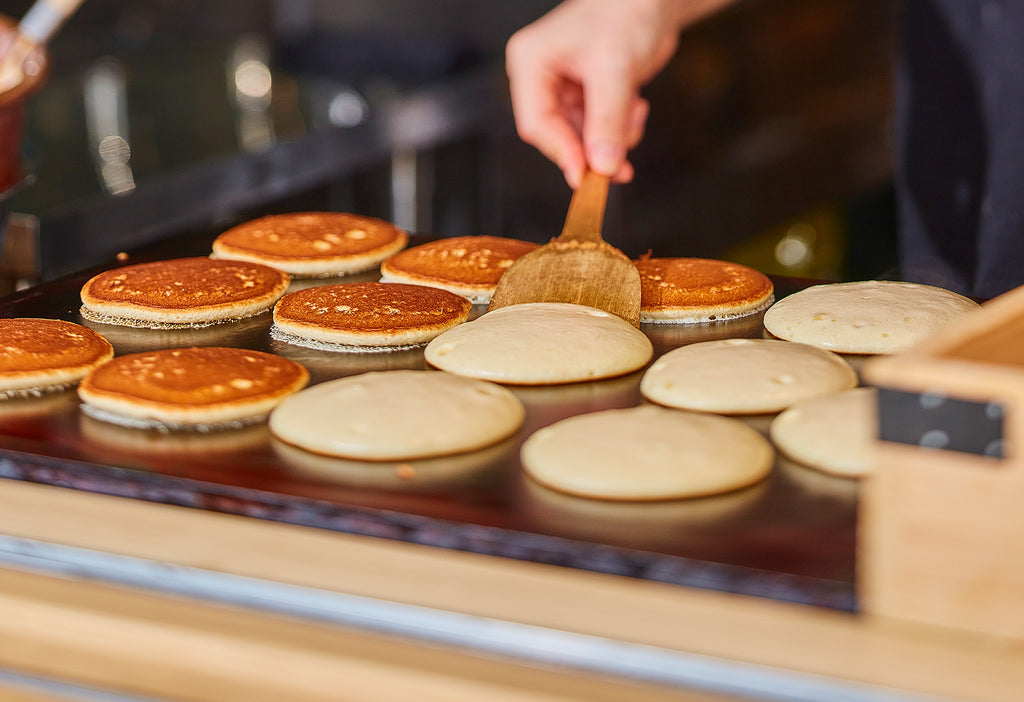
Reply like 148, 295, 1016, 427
0, 565, 727, 702
0, 479, 1023, 702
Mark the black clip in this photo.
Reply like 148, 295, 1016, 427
877, 387, 1005, 459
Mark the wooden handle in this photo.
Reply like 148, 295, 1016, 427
559, 170, 610, 244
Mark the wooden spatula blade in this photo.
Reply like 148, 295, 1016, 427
487, 170, 642, 326
488, 241, 642, 326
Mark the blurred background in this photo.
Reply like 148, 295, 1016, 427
0, 0, 899, 293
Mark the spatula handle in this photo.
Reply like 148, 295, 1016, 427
559, 169, 610, 244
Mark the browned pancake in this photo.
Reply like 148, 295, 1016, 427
80, 257, 290, 328
0, 318, 114, 397
634, 257, 774, 323
78, 346, 309, 429
272, 281, 472, 349
211, 212, 409, 276
379, 235, 539, 304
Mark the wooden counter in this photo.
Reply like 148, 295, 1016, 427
0, 478, 1020, 702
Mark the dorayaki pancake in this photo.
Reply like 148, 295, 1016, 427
77, 347, 309, 430
379, 235, 539, 304
762, 280, 980, 354
640, 338, 857, 414
271, 281, 472, 351
269, 370, 525, 461
0, 318, 114, 398
521, 405, 774, 501
769, 387, 876, 478
424, 302, 653, 385
80, 257, 290, 328
211, 212, 408, 277
635, 257, 775, 323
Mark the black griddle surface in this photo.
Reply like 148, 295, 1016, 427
0, 234, 857, 611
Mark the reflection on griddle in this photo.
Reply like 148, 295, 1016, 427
837, 353, 870, 378
274, 435, 516, 492
269, 339, 428, 384
0, 390, 79, 419
519, 472, 769, 548
79, 413, 271, 455
76, 311, 274, 355
642, 312, 766, 355
283, 270, 380, 291
734, 412, 776, 437
774, 454, 860, 499
509, 371, 644, 430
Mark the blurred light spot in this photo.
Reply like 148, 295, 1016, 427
100, 162, 135, 195
98, 135, 130, 164
774, 222, 817, 269
235, 59, 272, 101
329, 89, 368, 127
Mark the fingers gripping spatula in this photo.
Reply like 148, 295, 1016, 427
487, 170, 642, 326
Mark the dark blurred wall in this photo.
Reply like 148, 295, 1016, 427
4, 0, 899, 283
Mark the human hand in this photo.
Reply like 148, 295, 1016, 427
506, 0, 733, 188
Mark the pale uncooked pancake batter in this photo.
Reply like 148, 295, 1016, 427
269, 370, 525, 460
769, 387, 876, 478
640, 338, 857, 414
521, 405, 774, 501
424, 302, 653, 385
762, 280, 979, 354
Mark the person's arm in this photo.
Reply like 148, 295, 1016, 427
506, 0, 737, 188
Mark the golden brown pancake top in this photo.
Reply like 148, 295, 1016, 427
0, 318, 113, 373
381, 236, 539, 287
79, 347, 309, 407
213, 213, 407, 260
81, 258, 289, 310
274, 282, 472, 332
634, 257, 773, 310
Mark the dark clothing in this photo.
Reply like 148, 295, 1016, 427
896, 0, 1024, 298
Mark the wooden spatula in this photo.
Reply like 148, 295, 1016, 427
488, 170, 642, 326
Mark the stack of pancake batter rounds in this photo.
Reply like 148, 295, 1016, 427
80, 257, 289, 329
634, 257, 774, 323
211, 212, 408, 277
0, 319, 114, 399
78, 347, 309, 431
379, 235, 539, 304
272, 281, 472, 351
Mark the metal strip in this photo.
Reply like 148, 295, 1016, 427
0, 535, 956, 702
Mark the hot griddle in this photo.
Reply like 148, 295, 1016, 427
0, 232, 858, 611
